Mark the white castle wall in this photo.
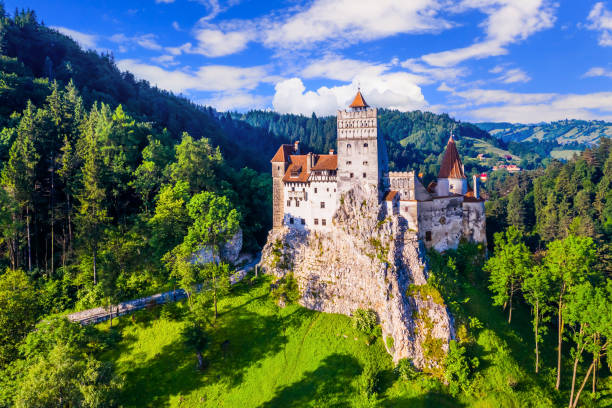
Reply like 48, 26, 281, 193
283, 180, 338, 232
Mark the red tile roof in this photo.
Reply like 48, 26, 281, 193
282, 154, 337, 183
384, 190, 398, 201
438, 135, 466, 179
349, 90, 369, 108
270, 144, 294, 163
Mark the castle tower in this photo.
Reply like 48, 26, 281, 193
270, 141, 298, 229
436, 134, 467, 196
336, 90, 388, 196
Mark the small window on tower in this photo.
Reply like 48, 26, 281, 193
347, 143, 352, 149
363, 173, 367, 178
314, 188, 318, 193
363, 161, 368, 165
346, 161, 352, 165
322, 219, 326, 226
321, 202, 325, 209
277, 165, 280, 171
296, 201, 300, 207
287, 200, 291, 207
314, 219, 319, 225
350, 173, 354, 178
425, 231, 432, 241
364, 143, 368, 147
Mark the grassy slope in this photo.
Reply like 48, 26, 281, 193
100, 275, 610, 407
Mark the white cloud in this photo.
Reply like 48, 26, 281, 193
116, 59, 271, 93
587, 2, 612, 46
440, 86, 612, 122
51, 26, 97, 49
421, 0, 556, 67
192, 28, 251, 56
156, 0, 175, 3
301, 55, 391, 82
110, 33, 162, 51
272, 74, 426, 116
199, 91, 269, 111
584, 66, 612, 79
262, 0, 450, 49
401, 58, 468, 82
172, 21, 181, 31
498, 68, 530, 83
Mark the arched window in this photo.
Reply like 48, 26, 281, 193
364, 143, 368, 147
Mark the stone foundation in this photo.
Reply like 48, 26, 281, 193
259, 184, 453, 368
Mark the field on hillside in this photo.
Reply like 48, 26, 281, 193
98, 275, 610, 407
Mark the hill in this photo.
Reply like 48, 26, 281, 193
477, 120, 612, 147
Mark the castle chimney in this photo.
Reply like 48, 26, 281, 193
307, 152, 313, 173
329, 149, 335, 155
473, 175, 480, 199
294, 140, 300, 154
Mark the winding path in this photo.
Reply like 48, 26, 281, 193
67, 255, 261, 326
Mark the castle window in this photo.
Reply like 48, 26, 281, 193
301, 219, 305, 225
322, 219, 327, 226
346, 161, 352, 165
277, 165, 280, 171
347, 143, 352, 149
287, 200, 291, 207
290, 218, 294, 224
326, 188, 329, 192
292, 187, 295, 191
296, 201, 300, 207
321, 202, 325, 209
350, 173, 354, 178
314, 219, 319, 225
314, 188, 318, 193
425, 231, 432, 241
363, 161, 368, 165
363, 173, 367, 178
364, 143, 368, 147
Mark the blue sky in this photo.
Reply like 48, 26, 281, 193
7, 0, 612, 123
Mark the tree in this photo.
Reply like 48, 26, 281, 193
0, 101, 39, 271
76, 113, 110, 285
543, 234, 596, 390
169, 133, 223, 193
565, 283, 611, 408
0, 268, 40, 367
15, 344, 121, 408
184, 192, 239, 321
522, 264, 553, 373
484, 227, 532, 323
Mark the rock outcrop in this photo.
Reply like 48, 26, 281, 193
259, 185, 454, 368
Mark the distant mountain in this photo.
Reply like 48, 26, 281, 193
477, 120, 612, 146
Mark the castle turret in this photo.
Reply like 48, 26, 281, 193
337, 90, 388, 196
436, 134, 468, 196
270, 144, 295, 229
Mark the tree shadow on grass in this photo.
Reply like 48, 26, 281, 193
258, 353, 362, 408
118, 337, 203, 407
379, 393, 466, 408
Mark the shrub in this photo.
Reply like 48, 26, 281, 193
444, 340, 473, 396
352, 308, 377, 334
386, 335, 394, 351
160, 301, 183, 321
359, 360, 381, 398
270, 273, 300, 305
395, 358, 418, 381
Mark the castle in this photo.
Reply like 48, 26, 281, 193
270, 90, 486, 251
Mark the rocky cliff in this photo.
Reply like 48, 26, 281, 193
259, 185, 454, 369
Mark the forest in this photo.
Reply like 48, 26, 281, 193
0, 5, 610, 408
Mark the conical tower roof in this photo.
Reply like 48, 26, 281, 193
349, 90, 369, 109
438, 134, 466, 179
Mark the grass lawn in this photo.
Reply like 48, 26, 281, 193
99, 274, 610, 407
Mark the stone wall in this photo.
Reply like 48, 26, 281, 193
259, 184, 453, 368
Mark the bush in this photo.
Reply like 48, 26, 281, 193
160, 301, 183, 321
359, 360, 381, 398
353, 308, 377, 334
395, 358, 418, 381
270, 273, 300, 305
444, 340, 475, 396
386, 335, 394, 351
